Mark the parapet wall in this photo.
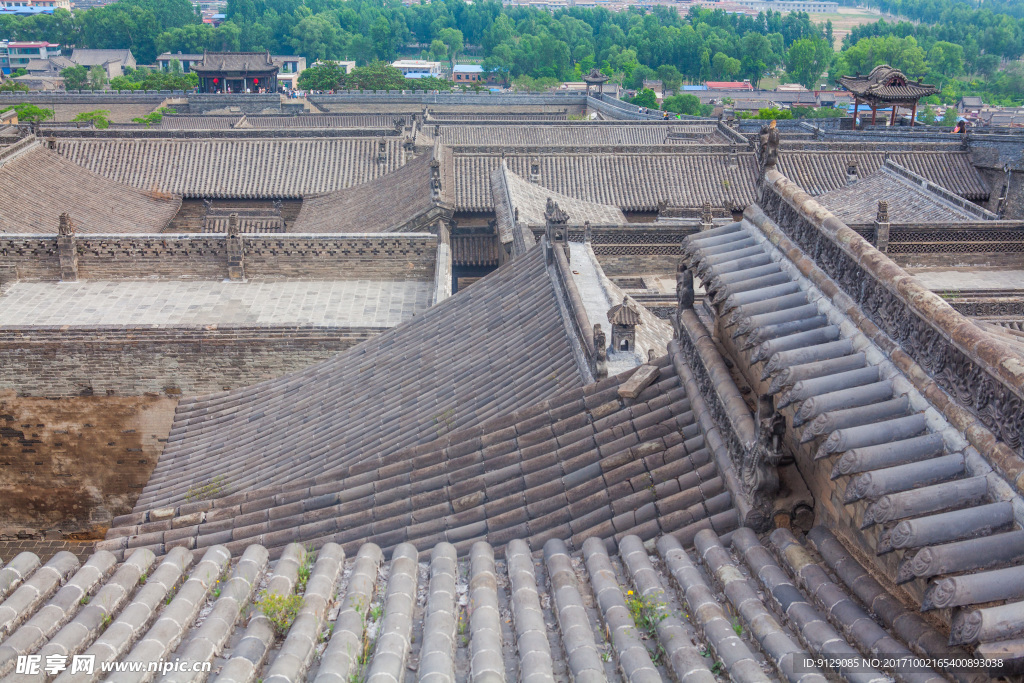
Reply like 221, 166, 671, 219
0, 233, 437, 282
0, 326, 372, 397
310, 91, 589, 106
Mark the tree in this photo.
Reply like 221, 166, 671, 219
927, 41, 964, 78
835, 35, 927, 81
743, 107, 793, 120
341, 61, 407, 90
655, 64, 683, 93
630, 87, 658, 109
940, 106, 959, 127
662, 93, 711, 115
132, 105, 175, 127
739, 32, 778, 88
297, 60, 345, 90
0, 80, 28, 92
918, 105, 937, 125
785, 38, 832, 90
88, 65, 108, 91
428, 38, 447, 62
437, 27, 463, 70
72, 109, 111, 129
11, 68, 27, 78
711, 52, 741, 80
0, 103, 54, 123
61, 65, 89, 91
289, 14, 347, 62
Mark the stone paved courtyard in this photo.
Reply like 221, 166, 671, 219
908, 268, 1024, 290
0, 280, 433, 327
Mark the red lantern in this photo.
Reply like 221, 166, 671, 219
213, 78, 219, 84
253, 78, 259, 84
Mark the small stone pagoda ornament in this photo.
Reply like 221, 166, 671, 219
607, 296, 642, 353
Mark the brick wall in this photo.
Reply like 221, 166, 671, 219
0, 393, 177, 536
0, 327, 377, 397
594, 252, 682, 277
0, 234, 437, 281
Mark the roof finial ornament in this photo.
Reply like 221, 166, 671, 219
700, 201, 714, 230
227, 212, 240, 237
58, 212, 74, 237
544, 198, 569, 225
876, 200, 889, 224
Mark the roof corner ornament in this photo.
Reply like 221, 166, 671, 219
58, 212, 75, 237
544, 198, 569, 265
674, 262, 694, 340
742, 394, 785, 529
593, 324, 608, 380
57, 212, 78, 281
227, 212, 240, 238
430, 158, 442, 199
700, 201, 714, 230
875, 200, 891, 252
876, 200, 889, 224
544, 198, 569, 226
757, 119, 780, 173
377, 138, 387, 163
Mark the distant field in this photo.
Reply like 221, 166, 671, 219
815, 7, 900, 49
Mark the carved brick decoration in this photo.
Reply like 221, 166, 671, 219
226, 213, 245, 281
56, 213, 78, 282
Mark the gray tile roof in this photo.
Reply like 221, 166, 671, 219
191, 51, 276, 73
50, 138, 991, 209
493, 162, 626, 234
69, 48, 134, 66
292, 151, 449, 233
458, 152, 759, 212
435, 123, 722, 146
131, 245, 588, 510
160, 114, 401, 129
0, 142, 180, 234
816, 160, 997, 224
54, 137, 407, 199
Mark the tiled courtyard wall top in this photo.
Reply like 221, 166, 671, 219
310, 91, 589, 105
0, 233, 438, 282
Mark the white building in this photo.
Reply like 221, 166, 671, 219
391, 60, 441, 78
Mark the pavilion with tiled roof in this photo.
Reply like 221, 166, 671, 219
840, 64, 939, 127
192, 51, 279, 94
